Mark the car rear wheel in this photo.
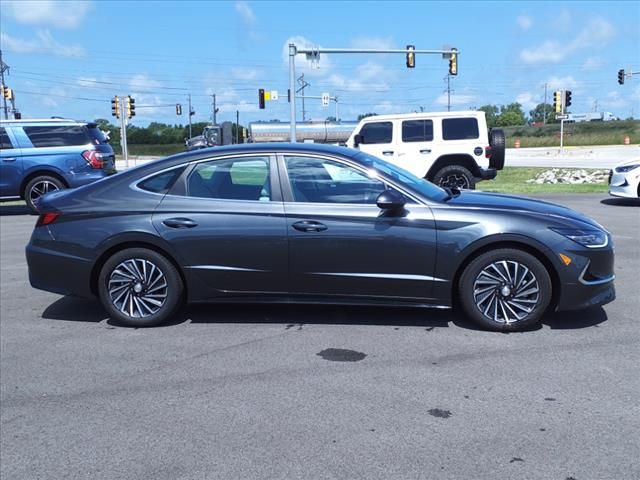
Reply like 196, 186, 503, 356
24, 175, 65, 213
459, 248, 552, 331
433, 165, 476, 190
98, 248, 183, 327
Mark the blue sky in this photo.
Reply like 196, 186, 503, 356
1, 0, 639, 126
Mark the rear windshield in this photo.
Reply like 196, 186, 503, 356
86, 125, 109, 145
23, 125, 92, 148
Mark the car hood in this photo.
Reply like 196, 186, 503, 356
444, 190, 604, 229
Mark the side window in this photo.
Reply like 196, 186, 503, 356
402, 120, 433, 142
285, 156, 386, 204
185, 156, 271, 201
138, 167, 186, 194
23, 126, 92, 148
442, 118, 479, 140
358, 122, 393, 144
0, 128, 14, 150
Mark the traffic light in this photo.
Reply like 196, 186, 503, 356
14, 111, 21, 120
176, 104, 182, 115
553, 90, 562, 113
2, 86, 13, 100
258, 88, 265, 109
564, 90, 572, 108
448, 48, 458, 76
406, 45, 415, 68
111, 96, 120, 118
126, 96, 135, 118
618, 69, 625, 85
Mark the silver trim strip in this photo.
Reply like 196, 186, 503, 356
578, 262, 615, 286
186, 265, 266, 272
310, 272, 447, 282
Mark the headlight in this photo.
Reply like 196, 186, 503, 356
550, 228, 609, 248
615, 164, 640, 173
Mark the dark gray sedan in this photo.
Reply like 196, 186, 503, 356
27, 143, 615, 331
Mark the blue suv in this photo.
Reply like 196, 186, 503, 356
0, 119, 116, 212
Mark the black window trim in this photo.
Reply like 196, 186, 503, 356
277, 152, 424, 206
441, 117, 480, 141
166, 153, 281, 203
0, 127, 16, 150
358, 121, 394, 145
401, 119, 434, 143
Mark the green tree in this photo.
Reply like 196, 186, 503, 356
528, 103, 554, 124
358, 113, 377, 120
497, 103, 526, 126
477, 105, 499, 128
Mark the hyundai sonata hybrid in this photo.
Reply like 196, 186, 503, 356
27, 143, 615, 331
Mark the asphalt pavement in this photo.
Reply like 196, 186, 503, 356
1, 194, 639, 480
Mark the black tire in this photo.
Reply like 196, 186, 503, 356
432, 165, 476, 190
23, 175, 65, 213
489, 129, 506, 170
98, 248, 183, 327
459, 248, 552, 332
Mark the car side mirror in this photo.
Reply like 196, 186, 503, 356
353, 134, 363, 147
376, 189, 406, 211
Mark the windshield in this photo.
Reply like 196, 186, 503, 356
355, 151, 449, 202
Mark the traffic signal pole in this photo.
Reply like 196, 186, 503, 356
287, 44, 458, 142
119, 96, 129, 168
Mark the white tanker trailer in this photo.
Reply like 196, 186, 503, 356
248, 120, 358, 144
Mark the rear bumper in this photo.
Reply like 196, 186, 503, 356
478, 167, 497, 181
26, 242, 94, 298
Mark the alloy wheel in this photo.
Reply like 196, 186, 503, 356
473, 260, 540, 324
29, 180, 60, 200
108, 258, 168, 318
440, 173, 470, 189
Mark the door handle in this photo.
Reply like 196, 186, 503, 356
2, 157, 17, 162
382, 151, 394, 156
292, 220, 327, 232
163, 217, 198, 229
420, 149, 431, 154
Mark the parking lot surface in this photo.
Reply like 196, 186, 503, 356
1, 194, 639, 480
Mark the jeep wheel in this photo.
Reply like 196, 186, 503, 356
433, 165, 476, 190
489, 129, 506, 170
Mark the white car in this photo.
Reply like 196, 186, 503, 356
609, 159, 640, 198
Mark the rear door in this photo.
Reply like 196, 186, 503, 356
0, 127, 22, 197
397, 118, 436, 177
152, 154, 289, 297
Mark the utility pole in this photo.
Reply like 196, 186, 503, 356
543, 82, 548, 124
593, 99, 599, 112
235, 110, 239, 144
297, 74, 310, 121
0, 50, 9, 120
444, 75, 452, 112
212, 94, 218, 125
188, 94, 192, 139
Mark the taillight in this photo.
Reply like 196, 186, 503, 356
82, 150, 104, 169
485, 146, 493, 158
37, 212, 60, 226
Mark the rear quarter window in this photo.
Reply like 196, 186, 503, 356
0, 128, 14, 150
442, 118, 479, 140
23, 125, 92, 148
137, 167, 186, 194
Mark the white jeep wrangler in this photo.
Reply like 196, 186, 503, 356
346, 111, 505, 189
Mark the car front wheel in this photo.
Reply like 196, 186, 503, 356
459, 248, 552, 331
98, 248, 183, 327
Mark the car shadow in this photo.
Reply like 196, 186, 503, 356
42, 296, 608, 331
600, 197, 640, 207
0, 204, 32, 216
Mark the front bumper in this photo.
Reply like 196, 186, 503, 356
478, 167, 497, 181
609, 170, 639, 198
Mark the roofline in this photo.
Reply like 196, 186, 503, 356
358, 110, 484, 121
0, 118, 84, 124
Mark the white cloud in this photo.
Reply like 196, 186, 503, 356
434, 92, 477, 107
2, 1, 92, 29
235, 1, 256, 25
282, 36, 334, 77
205, 86, 259, 114
600, 91, 626, 109
545, 76, 579, 91
127, 75, 165, 117
520, 17, 615, 64
516, 92, 537, 112
0, 30, 85, 57
582, 57, 605, 71
77, 77, 98, 87
231, 67, 260, 81
372, 101, 402, 114
553, 9, 572, 31
516, 15, 533, 31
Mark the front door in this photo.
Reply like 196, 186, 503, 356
280, 154, 440, 302
152, 154, 288, 297
0, 128, 23, 197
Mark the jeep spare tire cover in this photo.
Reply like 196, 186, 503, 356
489, 129, 505, 170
